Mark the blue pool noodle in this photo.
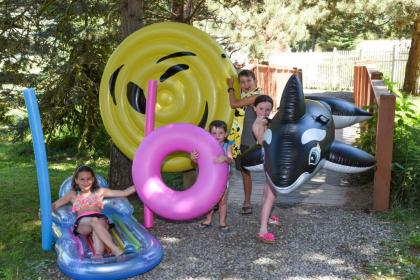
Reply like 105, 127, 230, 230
23, 88, 53, 251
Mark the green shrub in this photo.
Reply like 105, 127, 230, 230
409, 232, 420, 248
355, 77, 420, 209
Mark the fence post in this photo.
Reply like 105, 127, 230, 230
353, 65, 360, 106
373, 89, 396, 211
391, 44, 397, 83
332, 47, 337, 89
358, 48, 363, 61
369, 70, 382, 106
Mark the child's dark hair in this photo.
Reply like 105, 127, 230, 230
72, 165, 99, 192
209, 120, 228, 133
238, 69, 256, 81
254, 95, 273, 107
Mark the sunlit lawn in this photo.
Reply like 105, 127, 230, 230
0, 141, 147, 279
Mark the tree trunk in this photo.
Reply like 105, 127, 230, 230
120, 0, 144, 39
403, 17, 420, 96
310, 29, 318, 51
108, 0, 144, 189
109, 144, 133, 189
171, 0, 205, 23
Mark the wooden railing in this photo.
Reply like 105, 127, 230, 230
250, 64, 303, 108
354, 64, 396, 211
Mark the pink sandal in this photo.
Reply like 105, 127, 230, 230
256, 232, 276, 244
268, 214, 281, 226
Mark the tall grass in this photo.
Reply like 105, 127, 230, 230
0, 141, 109, 279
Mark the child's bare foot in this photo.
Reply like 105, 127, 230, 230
111, 247, 124, 257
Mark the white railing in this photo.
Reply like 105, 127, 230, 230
268, 45, 411, 90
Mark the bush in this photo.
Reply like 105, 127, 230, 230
355, 78, 420, 209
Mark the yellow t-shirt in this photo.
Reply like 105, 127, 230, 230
227, 88, 262, 158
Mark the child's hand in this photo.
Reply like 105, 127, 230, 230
226, 77, 234, 88
214, 155, 227, 164
255, 116, 268, 125
126, 185, 136, 196
190, 150, 199, 163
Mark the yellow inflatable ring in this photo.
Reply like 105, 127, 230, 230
99, 22, 239, 172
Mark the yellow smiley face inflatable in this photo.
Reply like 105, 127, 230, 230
99, 22, 239, 172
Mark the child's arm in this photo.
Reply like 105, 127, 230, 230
227, 78, 259, 109
226, 144, 234, 163
52, 191, 75, 210
252, 116, 268, 144
101, 186, 136, 198
214, 145, 234, 164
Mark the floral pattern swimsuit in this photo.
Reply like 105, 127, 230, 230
72, 191, 108, 235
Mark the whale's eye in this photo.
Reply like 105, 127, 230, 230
309, 145, 321, 165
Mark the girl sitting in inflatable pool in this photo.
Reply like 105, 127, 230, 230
190, 120, 233, 233
51, 165, 136, 258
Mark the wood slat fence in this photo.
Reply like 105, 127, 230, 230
250, 64, 302, 108
354, 64, 396, 210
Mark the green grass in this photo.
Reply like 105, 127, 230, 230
0, 138, 181, 279
411, 96, 420, 109
0, 141, 129, 279
0, 142, 71, 279
366, 208, 420, 279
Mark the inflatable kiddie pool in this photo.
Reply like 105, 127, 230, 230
52, 175, 163, 280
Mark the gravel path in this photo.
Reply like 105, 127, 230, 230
137, 205, 391, 280
44, 204, 393, 280
43, 91, 390, 279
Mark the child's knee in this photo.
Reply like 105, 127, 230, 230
97, 218, 108, 227
77, 225, 92, 235
89, 217, 102, 227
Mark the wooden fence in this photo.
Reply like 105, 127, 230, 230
354, 64, 396, 211
268, 45, 411, 90
252, 63, 396, 211
250, 64, 302, 108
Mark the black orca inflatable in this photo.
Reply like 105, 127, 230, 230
242, 75, 376, 194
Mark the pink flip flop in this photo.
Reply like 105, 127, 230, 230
256, 232, 276, 244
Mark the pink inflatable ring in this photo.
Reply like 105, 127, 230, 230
132, 123, 228, 221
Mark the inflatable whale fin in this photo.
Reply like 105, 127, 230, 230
277, 75, 305, 122
240, 144, 264, 171
305, 96, 372, 129
324, 141, 376, 173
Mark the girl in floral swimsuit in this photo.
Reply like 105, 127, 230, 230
52, 165, 136, 258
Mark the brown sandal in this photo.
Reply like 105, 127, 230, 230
241, 206, 253, 215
